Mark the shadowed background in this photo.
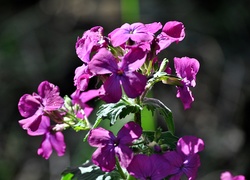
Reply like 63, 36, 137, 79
0, 0, 250, 179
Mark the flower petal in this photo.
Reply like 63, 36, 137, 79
129, 23, 154, 43
169, 173, 183, 180
37, 81, 64, 111
37, 132, 53, 159
92, 146, 116, 172
182, 154, 200, 179
76, 26, 104, 63
162, 21, 185, 41
145, 22, 162, 34
177, 136, 205, 155
101, 75, 122, 103
127, 154, 170, 180
38, 81, 57, 99
50, 131, 66, 157
74, 64, 92, 91
163, 151, 183, 172
174, 57, 200, 87
18, 94, 41, 118
127, 154, 152, 179
122, 47, 146, 71
176, 86, 194, 110
78, 88, 104, 103
82, 104, 94, 117
88, 48, 118, 74
117, 121, 142, 144
220, 171, 246, 180
121, 71, 147, 98
220, 171, 234, 180
88, 127, 116, 147
18, 110, 46, 135
26, 115, 50, 136
156, 21, 185, 54
115, 145, 133, 168
109, 23, 131, 47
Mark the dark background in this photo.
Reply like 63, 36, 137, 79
1, 0, 250, 179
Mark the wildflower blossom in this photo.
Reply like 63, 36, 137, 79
156, 21, 185, 54
76, 26, 106, 63
71, 90, 95, 118
127, 154, 173, 180
88, 121, 142, 172
88, 47, 147, 103
18, 81, 64, 135
37, 117, 66, 159
163, 136, 204, 180
73, 64, 93, 91
174, 57, 200, 109
109, 22, 162, 47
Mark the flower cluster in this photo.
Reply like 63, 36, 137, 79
18, 81, 93, 159
18, 81, 66, 159
87, 121, 204, 179
73, 21, 198, 109
17, 21, 246, 179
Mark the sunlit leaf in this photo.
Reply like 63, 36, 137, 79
61, 160, 122, 180
96, 99, 141, 125
143, 130, 178, 150
143, 97, 175, 134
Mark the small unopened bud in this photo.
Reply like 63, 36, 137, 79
154, 144, 162, 153
53, 123, 69, 131
154, 127, 162, 140
64, 95, 73, 110
160, 144, 170, 152
158, 58, 169, 72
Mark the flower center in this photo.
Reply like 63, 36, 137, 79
117, 69, 124, 75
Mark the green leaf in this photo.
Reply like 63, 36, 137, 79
83, 98, 141, 141
73, 120, 90, 132
160, 131, 179, 149
61, 173, 74, 180
96, 99, 141, 125
146, 70, 182, 88
143, 97, 175, 134
83, 118, 102, 141
61, 160, 122, 180
143, 130, 179, 150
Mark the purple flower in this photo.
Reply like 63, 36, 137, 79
36, 117, 66, 159
220, 171, 245, 180
18, 81, 64, 135
174, 57, 200, 109
88, 121, 142, 172
156, 21, 185, 54
71, 90, 94, 118
71, 87, 107, 118
76, 26, 106, 63
109, 22, 162, 47
127, 154, 173, 180
88, 48, 147, 103
163, 136, 205, 180
73, 64, 93, 91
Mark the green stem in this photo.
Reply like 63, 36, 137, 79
134, 97, 142, 126
146, 59, 153, 76
134, 111, 141, 126
140, 59, 169, 101
140, 81, 154, 102
116, 157, 126, 179
127, 174, 136, 180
